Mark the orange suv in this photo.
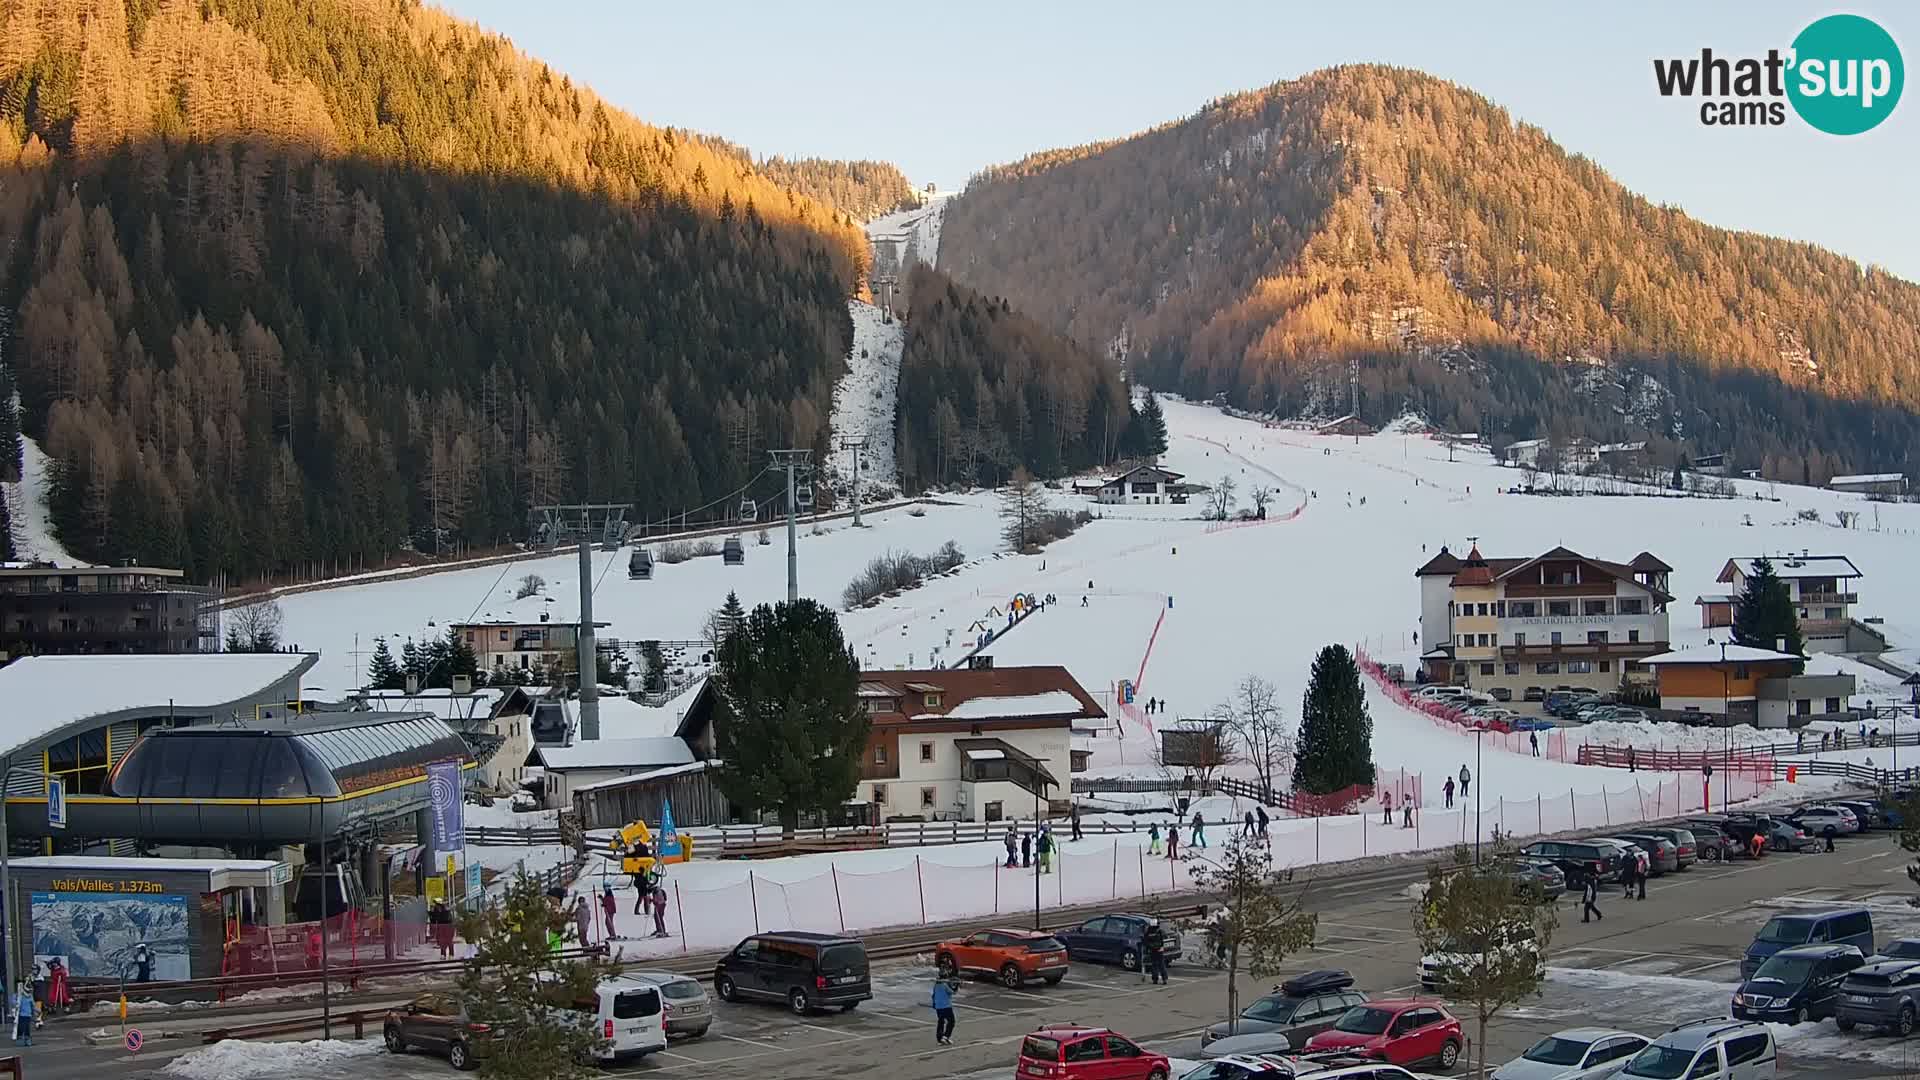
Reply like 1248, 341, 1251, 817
935, 928, 1071, 987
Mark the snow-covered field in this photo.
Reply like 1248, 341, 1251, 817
826, 300, 905, 493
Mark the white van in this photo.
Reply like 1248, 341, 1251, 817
575, 975, 668, 1062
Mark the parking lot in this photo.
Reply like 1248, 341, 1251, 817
57, 823, 1920, 1079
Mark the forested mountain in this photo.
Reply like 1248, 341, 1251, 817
893, 265, 1136, 492
939, 65, 1920, 481
0, 0, 870, 581
754, 157, 919, 222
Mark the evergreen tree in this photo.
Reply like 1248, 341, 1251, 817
1293, 644, 1375, 794
1138, 393, 1169, 458
639, 640, 666, 694
0, 488, 13, 561
444, 626, 481, 688
1731, 556, 1805, 671
400, 638, 427, 688
366, 638, 403, 690
711, 599, 868, 835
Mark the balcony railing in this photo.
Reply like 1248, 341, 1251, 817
1796, 591, 1857, 605
1499, 641, 1666, 659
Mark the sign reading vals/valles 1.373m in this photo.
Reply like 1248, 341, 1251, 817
47, 878, 166, 894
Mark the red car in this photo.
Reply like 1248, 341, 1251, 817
1016, 1024, 1171, 1079
1303, 999, 1463, 1071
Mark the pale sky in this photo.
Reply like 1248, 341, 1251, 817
440, 1, 1917, 282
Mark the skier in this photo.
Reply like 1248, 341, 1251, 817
1081, 596, 1088, 607
44, 959, 69, 1018
1381, 790, 1394, 824
1402, 802, 1413, 829
601, 884, 620, 940
1442, 777, 1455, 809
928, 975, 957, 1045
1255, 805, 1269, 838
1627, 747, 1636, 772
1190, 809, 1207, 848
1070, 804, 1083, 842
574, 894, 592, 945
1458, 765, 1472, 801
1797, 731, 1805, 753
651, 885, 670, 938
1243, 810, 1257, 838
1004, 826, 1019, 868
1147, 821, 1162, 856
1166, 820, 1179, 860
1037, 826, 1054, 874
1021, 830, 1033, 868
13, 980, 31, 1046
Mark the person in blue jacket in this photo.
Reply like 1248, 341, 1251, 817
13, 981, 32, 1045
929, 976, 957, 1045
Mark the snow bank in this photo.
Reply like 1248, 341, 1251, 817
161, 1038, 380, 1079
939, 691, 1084, 720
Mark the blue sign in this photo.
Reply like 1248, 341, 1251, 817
426, 760, 464, 852
46, 777, 65, 830
657, 800, 681, 859
466, 861, 481, 896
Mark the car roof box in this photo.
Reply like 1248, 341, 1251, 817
1280, 969, 1354, 996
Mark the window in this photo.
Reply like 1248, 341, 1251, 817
1796, 699, 1811, 716
1514, 632, 1527, 647
1495, 601, 1507, 617
1583, 599, 1610, 616
1826, 697, 1841, 714
872, 784, 887, 804
1504, 663, 1520, 676
920, 786, 936, 808
1824, 607, 1842, 619
1550, 632, 1563, 645
1618, 597, 1646, 615
1537, 662, 1561, 675
1459, 634, 1470, 648
1452, 663, 1466, 677
1063, 1039, 1104, 1063
1477, 603, 1489, 616
1733, 664, 1749, 678
1588, 630, 1609, 644
1480, 664, 1495, 676
1628, 629, 1640, 643
499, 629, 509, 642
924, 693, 942, 708
919, 742, 934, 763
1104, 1037, 1142, 1058
1599, 661, 1612, 673
1510, 601, 1538, 617
1724, 1034, 1770, 1066
1548, 600, 1573, 617
1568, 660, 1593, 674
874, 745, 888, 765
984, 801, 1002, 821
1477, 634, 1490, 647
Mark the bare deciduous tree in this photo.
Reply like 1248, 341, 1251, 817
224, 598, 283, 652
1217, 675, 1294, 797
514, 573, 546, 600
1154, 718, 1239, 797
1248, 484, 1274, 517
1208, 474, 1238, 520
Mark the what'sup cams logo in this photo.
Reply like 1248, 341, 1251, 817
1654, 13, 1903, 134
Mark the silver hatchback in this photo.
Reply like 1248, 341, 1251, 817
631, 969, 713, 1038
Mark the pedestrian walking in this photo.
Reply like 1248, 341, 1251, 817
1190, 810, 1208, 848
1243, 810, 1258, 838
1021, 831, 1032, 868
1255, 806, 1269, 837
1442, 777, 1454, 809
1004, 826, 1018, 868
1529, 730, 1539, 757
1147, 822, 1162, 855
1070, 805, 1083, 842
1458, 765, 1471, 801
1580, 872, 1603, 923
574, 894, 592, 945
429, 899, 455, 958
1627, 747, 1636, 773
1382, 790, 1394, 824
12, 981, 31, 1046
601, 883, 619, 940
651, 885, 670, 938
1142, 920, 1169, 984
1823, 823, 1838, 853
1634, 857, 1648, 900
1037, 827, 1053, 874
929, 976, 957, 1045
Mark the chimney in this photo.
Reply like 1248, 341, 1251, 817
577, 541, 600, 740
405, 673, 420, 695
1775, 637, 1786, 653
452, 674, 472, 695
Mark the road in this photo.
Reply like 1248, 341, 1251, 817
22, 831, 1920, 1079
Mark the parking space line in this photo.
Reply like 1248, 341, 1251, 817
1846, 850, 1892, 864
1598, 951, 1659, 969
656, 1049, 706, 1062
852, 1008, 926, 1026
951, 1000, 1012, 1015
1673, 958, 1741, 978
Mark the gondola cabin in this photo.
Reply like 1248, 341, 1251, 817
722, 536, 746, 565
628, 548, 654, 580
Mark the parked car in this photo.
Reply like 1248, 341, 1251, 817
1873, 938, 1920, 961
1591, 838, 1647, 880
714, 931, 872, 1014
1789, 805, 1859, 836
1687, 817, 1765, 858
1055, 913, 1183, 973
1608, 834, 1679, 875
1679, 822, 1736, 862
1732, 944, 1865, 1024
1181, 1054, 1424, 1080
1521, 839, 1625, 882
1523, 687, 1547, 702
935, 927, 1071, 987
384, 992, 493, 1071
1489, 687, 1514, 702
1017, 1024, 1172, 1080
1492, 1027, 1650, 1080
1421, 923, 1543, 990
1836, 958, 1920, 1035
1200, 969, 1365, 1050
1831, 799, 1885, 830
552, 974, 667, 1063
1620, 1018, 1776, 1080
628, 969, 712, 1038
1728, 813, 1816, 853
1491, 856, 1567, 901
1304, 1000, 1464, 1070
1741, 908, 1874, 979
1635, 827, 1700, 869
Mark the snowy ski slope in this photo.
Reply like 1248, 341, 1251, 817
826, 300, 904, 493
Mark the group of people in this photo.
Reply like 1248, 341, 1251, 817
1386, 765, 1475, 824
1003, 823, 1057, 872
10, 956, 82, 1046
1140, 697, 1168, 715
1146, 810, 1215, 856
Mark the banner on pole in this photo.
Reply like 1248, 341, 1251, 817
657, 800, 682, 858
427, 760, 465, 852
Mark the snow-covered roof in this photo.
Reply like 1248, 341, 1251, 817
934, 691, 1085, 721
1641, 645, 1804, 666
589, 695, 686, 740
1721, 555, 1862, 581
536, 737, 695, 771
574, 760, 711, 792
1830, 473, 1905, 486
11, 855, 282, 872
0, 653, 317, 758
1596, 441, 1647, 454
1694, 594, 1736, 605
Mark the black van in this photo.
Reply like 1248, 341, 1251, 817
714, 932, 872, 1015
1732, 943, 1865, 1024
